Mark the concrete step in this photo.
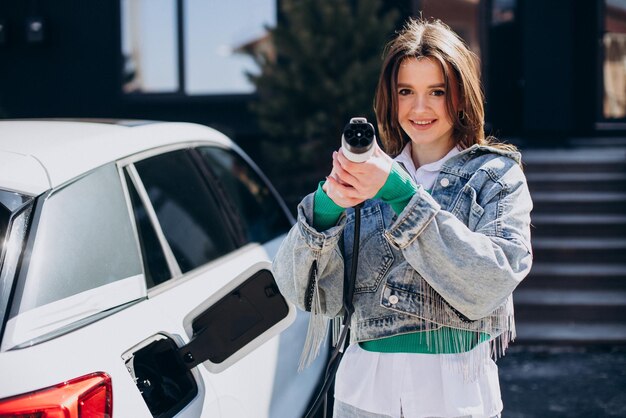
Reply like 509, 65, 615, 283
515, 304, 626, 324
531, 214, 626, 237
524, 161, 626, 174
514, 146, 626, 344
531, 192, 626, 214
522, 263, 626, 290
522, 147, 626, 174
514, 288, 626, 306
526, 172, 626, 192
513, 289, 626, 323
514, 321, 626, 344
532, 237, 626, 264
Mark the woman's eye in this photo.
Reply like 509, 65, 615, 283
398, 89, 412, 96
431, 89, 446, 97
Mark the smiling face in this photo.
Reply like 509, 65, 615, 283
396, 57, 458, 162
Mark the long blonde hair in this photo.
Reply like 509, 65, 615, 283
374, 18, 516, 156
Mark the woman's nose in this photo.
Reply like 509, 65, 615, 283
411, 94, 428, 111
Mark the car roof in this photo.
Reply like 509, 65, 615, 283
0, 120, 233, 195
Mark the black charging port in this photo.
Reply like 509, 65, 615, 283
124, 334, 198, 418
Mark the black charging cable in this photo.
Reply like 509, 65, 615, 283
304, 117, 374, 418
304, 202, 363, 418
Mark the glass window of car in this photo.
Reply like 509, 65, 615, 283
124, 171, 172, 288
0, 198, 11, 249
7, 164, 144, 344
133, 149, 236, 274
197, 147, 291, 245
0, 191, 31, 252
0, 190, 34, 341
0, 190, 33, 269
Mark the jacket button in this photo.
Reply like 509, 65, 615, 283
389, 295, 399, 305
440, 178, 450, 187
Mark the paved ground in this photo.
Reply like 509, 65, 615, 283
497, 344, 626, 417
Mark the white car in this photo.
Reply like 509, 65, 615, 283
0, 120, 326, 417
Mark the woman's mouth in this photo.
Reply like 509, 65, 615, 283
410, 119, 436, 129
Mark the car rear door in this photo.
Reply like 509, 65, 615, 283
190, 144, 327, 418
120, 142, 325, 417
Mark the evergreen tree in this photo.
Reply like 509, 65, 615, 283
247, 0, 399, 209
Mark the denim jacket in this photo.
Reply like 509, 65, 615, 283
273, 144, 533, 366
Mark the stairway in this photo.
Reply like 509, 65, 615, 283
513, 145, 626, 344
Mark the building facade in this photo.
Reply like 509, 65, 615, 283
0, 0, 624, 150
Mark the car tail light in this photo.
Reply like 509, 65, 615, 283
0, 372, 112, 417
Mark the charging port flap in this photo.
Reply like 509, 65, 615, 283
178, 261, 296, 373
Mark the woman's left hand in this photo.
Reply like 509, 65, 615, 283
331, 142, 394, 201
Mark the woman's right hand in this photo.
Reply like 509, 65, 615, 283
322, 164, 365, 208
323, 144, 393, 208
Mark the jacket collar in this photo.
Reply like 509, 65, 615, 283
443, 143, 522, 169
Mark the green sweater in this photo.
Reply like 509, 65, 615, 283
313, 162, 486, 354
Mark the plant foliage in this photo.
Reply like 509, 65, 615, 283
246, 0, 399, 208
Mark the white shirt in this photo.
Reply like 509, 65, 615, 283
394, 142, 461, 191
334, 143, 502, 418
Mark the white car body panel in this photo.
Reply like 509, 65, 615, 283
0, 121, 232, 191
0, 151, 50, 195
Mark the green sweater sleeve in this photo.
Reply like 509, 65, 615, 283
313, 181, 345, 230
313, 162, 418, 229
374, 162, 419, 215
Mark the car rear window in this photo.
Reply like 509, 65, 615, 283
2, 164, 145, 349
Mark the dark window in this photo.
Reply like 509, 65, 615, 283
603, 0, 626, 119
491, 0, 516, 25
134, 150, 236, 273
124, 171, 172, 288
197, 147, 291, 244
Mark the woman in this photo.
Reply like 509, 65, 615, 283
273, 18, 532, 418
